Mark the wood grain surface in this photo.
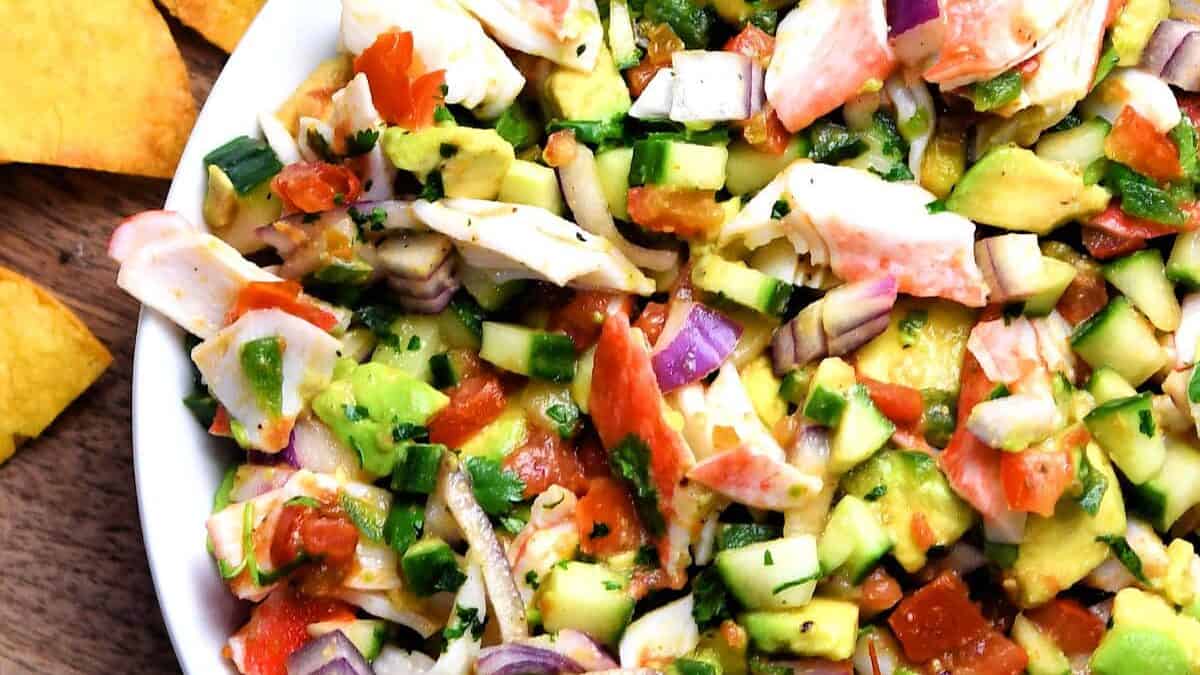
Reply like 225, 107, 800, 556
0, 21, 226, 675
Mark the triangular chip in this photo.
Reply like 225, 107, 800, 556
276, 55, 356, 135
0, 0, 196, 178
157, 0, 266, 53
0, 267, 112, 464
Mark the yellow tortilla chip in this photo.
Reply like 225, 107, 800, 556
158, 0, 266, 53
276, 55, 356, 136
0, 268, 112, 464
0, 0, 196, 178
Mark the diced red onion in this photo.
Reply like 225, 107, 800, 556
285, 631, 373, 675
524, 630, 620, 672
1141, 19, 1199, 75
772, 300, 825, 375
670, 51, 763, 123
376, 233, 456, 280
386, 253, 460, 313
975, 234, 1044, 303
887, 0, 940, 35
890, 4, 944, 67
477, 644, 585, 675
918, 542, 987, 582
821, 275, 899, 355
247, 439, 299, 468
288, 415, 367, 479
629, 69, 676, 120
651, 302, 742, 391
228, 464, 296, 502
1164, 32, 1200, 91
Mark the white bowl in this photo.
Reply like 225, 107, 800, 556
133, 2, 341, 672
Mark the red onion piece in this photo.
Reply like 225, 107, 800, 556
887, 0, 940, 37
670, 51, 763, 122
525, 630, 620, 671
1141, 19, 1199, 75
651, 302, 742, 391
477, 644, 585, 675
975, 234, 1043, 303
376, 232, 456, 281
821, 275, 899, 355
772, 299, 826, 375
285, 630, 373, 675
1164, 32, 1200, 91
228, 464, 295, 502
392, 283, 458, 314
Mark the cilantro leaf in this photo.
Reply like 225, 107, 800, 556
610, 434, 666, 535
443, 604, 485, 641
1097, 535, 1149, 583
345, 128, 380, 156
1076, 451, 1108, 517
691, 567, 730, 629
464, 456, 526, 517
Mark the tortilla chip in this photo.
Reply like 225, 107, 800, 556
276, 55, 356, 136
0, 268, 112, 465
158, 0, 266, 53
0, 0, 196, 178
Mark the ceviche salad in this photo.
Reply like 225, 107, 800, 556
111, 0, 1200, 673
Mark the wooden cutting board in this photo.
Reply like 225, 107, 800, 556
0, 23, 224, 675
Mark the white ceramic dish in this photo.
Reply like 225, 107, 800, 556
133, 1, 341, 671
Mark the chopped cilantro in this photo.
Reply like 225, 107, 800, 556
419, 171, 445, 201
763, 549, 774, 566
1076, 451, 1108, 517
525, 570, 540, 589
898, 310, 927, 348
545, 402, 581, 439
925, 199, 948, 214
443, 604, 485, 641
1138, 409, 1156, 437
864, 485, 888, 502
771, 199, 791, 220
589, 522, 611, 539
1096, 535, 1149, 583
464, 456, 526, 517
610, 434, 666, 535
691, 567, 730, 629
345, 128, 380, 156
772, 571, 823, 595
343, 404, 369, 422
407, 335, 422, 351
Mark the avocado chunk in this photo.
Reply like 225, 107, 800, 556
459, 406, 528, 460
854, 298, 977, 393
1092, 626, 1190, 675
945, 146, 1111, 235
1022, 257, 1078, 317
542, 44, 632, 122
382, 125, 515, 199
535, 561, 634, 646
740, 599, 859, 660
1110, 587, 1200, 671
1010, 443, 1126, 607
1011, 613, 1070, 675
726, 137, 808, 196
497, 159, 564, 215
203, 164, 282, 254
1110, 0, 1170, 66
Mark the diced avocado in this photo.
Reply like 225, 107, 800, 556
543, 44, 631, 122
1131, 434, 1200, 531
778, 366, 814, 405
854, 298, 977, 393
715, 536, 821, 610
945, 146, 1111, 235
371, 314, 444, 383
1011, 614, 1070, 675
595, 147, 634, 220
740, 599, 859, 660
536, 561, 634, 646
740, 356, 786, 428
725, 137, 808, 196
203, 164, 282, 254
1035, 117, 1112, 172
1103, 249, 1181, 331
459, 406, 528, 460
1108, 588, 1200, 672
818, 495, 892, 583
920, 123, 967, 199
498, 159, 564, 215
1010, 443, 1126, 607
1070, 296, 1166, 386
629, 139, 729, 191
692, 254, 793, 316
1092, 626, 1190, 675
1110, 0, 1171, 65
1023, 257, 1079, 317
842, 450, 975, 572
312, 361, 449, 477
829, 385, 894, 474
382, 125, 515, 199
1167, 230, 1200, 289
1166, 539, 1197, 608
1086, 394, 1166, 485
1087, 366, 1137, 404
402, 537, 465, 596
307, 619, 388, 661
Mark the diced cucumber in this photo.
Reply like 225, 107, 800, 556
595, 147, 635, 220
307, 620, 388, 662
716, 523, 782, 551
203, 135, 283, 194
461, 267, 527, 312
1034, 117, 1111, 172
818, 495, 892, 583
629, 139, 729, 191
1167, 230, 1200, 289
1131, 434, 1200, 531
480, 322, 577, 382
725, 137, 808, 196
437, 295, 485, 350
714, 536, 821, 610
402, 537, 465, 596
1084, 393, 1165, 484
391, 443, 445, 494
740, 599, 859, 660
1023, 257, 1078, 317
535, 561, 634, 646
692, 254, 793, 316
429, 352, 461, 389
1011, 614, 1071, 675
1070, 296, 1166, 386
1087, 366, 1137, 404
829, 385, 895, 475
371, 315, 444, 383
1103, 249, 1181, 331
607, 0, 642, 70
802, 358, 855, 423
778, 366, 814, 405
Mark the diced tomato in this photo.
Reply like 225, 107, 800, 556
1089, 203, 1189, 240
210, 404, 232, 436
232, 587, 355, 675
1055, 269, 1108, 325
738, 109, 792, 155
626, 186, 726, 238
353, 30, 445, 129
937, 629, 1028, 675
504, 423, 589, 497
228, 280, 339, 331
633, 301, 669, 347
575, 432, 612, 479
1025, 598, 1106, 655
724, 24, 774, 65
999, 447, 1074, 517
1105, 0, 1127, 27
542, 129, 578, 168
576, 476, 646, 556
270, 502, 360, 569
956, 350, 995, 425
940, 353, 1013, 524
1081, 226, 1146, 260
1105, 106, 1183, 182
626, 60, 662, 98
548, 290, 633, 351
889, 572, 992, 663
270, 162, 363, 214
860, 377, 924, 426
857, 567, 903, 617
428, 374, 507, 448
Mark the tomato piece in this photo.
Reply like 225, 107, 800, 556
857, 567, 903, 617
626, 60, 663, 98
956, 350, 995, 425
548, 290, 633, 351
625, 22, 683, 97
860, 377, 924, 426
270, 503, 307, 566
1106, 106, 1183, 181
428, 375, 507, 448
271, 162, 363, 214
1025, 598, 1106, 655
633, 301, 669, 347
353, 30, 445, 130
938, 629, 1028, 675
575, 432, 612, 479
299, 512, 360, 566
542, 129, 578, 168
723, 25, 775, 65
1081, 226, 1146, 260
626, 186, 726, 238
233, 587, 356, 675
999, 447, 1073, 517
738, 109, 792, 155
210, 404, 232, 436
1088, 203, 1186, 241
228, 280, 339, 331
889, 572, 992, 663
576, 476, 646, 556
1055, 269, 1108, 325
504, 423, 589, 497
